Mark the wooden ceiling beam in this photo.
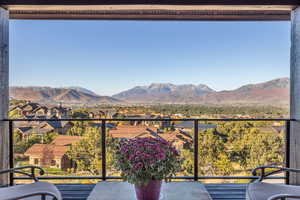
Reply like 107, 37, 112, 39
1, 1, 298, 20
0, 0, 299, 6
7, 9, 291, 21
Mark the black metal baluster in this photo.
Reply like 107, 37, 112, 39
101, 120, 106, 181
9, 120, 13, 186
285, 120, 291, 184
194, 119, 199, 181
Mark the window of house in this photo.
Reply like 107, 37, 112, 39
34, 158, 39, 165
51, 160, 56, 166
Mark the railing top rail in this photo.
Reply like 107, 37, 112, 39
2, 118, 294, 122
13, 175, 286, 180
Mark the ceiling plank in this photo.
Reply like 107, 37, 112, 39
1, 0, 299, 6
8, 9, 291, 20
1, 2, 297, 20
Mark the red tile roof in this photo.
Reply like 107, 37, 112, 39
108, 125, 156, 139
24, 144, 69, 158
24, 135, 83, 158
51, 135, 83, 146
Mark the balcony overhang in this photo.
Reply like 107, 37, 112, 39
0, 3, 298, 20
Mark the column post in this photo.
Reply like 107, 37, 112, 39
0, 7, 9, 185
290, 6, 300, 185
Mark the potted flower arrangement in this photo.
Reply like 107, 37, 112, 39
113, 137, 182, 200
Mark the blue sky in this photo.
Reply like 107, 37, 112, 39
10, 20, 290, 95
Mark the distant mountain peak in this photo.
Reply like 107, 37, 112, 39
112, 82, 215, 103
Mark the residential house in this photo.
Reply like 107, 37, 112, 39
159, 130, 193, 149
104, 109, 119, 118
32, 106, 49, 116
88, 110, 106, 118
24, 135, 82, 171
109, 124, 192, 149
9, 102, 72, 119
38, 121, 73, 135
21, 102, 40, 113
108, 125, 157, 139
123, 114, 159, 126
50, 106, 71, 118
16, 120, 73, 141
16, 126, 52, 141
14, 102, 40, 116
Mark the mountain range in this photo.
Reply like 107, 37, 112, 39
9, 87, 123, 105
112, 78, 289, 105
10, 78, 290, 106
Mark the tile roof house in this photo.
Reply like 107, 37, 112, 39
109, 125, 192, 149
159, 130, 193, 149
51, 135, 82, 146
108, 125, 158, 139
24, 135, 82, 171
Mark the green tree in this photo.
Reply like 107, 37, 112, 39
243, 129, 284, 169
14, 134, 41, 154
198, 128, 231, 176
181, 149, 194, 176
43, 132, 59, 144
67, 121, 89, 136
67, 127, 102, 174
214, 153, 233, 176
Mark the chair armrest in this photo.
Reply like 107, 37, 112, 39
0, 166, 45, 182
268, 194, 300, 200
252, 166, 300, 182
5, 192, 59, 200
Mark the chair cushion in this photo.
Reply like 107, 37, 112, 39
0, 181, 62, 200
246, 182, 300, 200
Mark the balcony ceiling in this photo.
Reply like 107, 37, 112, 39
0, 0, 299, 20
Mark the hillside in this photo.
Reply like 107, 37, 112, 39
10, 87, 123, 105
198, 78, 289, 105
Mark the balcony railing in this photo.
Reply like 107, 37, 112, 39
3, 118, 293, 185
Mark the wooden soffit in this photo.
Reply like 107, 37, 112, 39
0, 1, 299, 20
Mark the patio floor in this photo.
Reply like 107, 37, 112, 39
55, 183, 247, 200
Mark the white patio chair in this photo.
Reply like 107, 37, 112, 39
0, 166, 62, 200
247, 166, 300, 200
